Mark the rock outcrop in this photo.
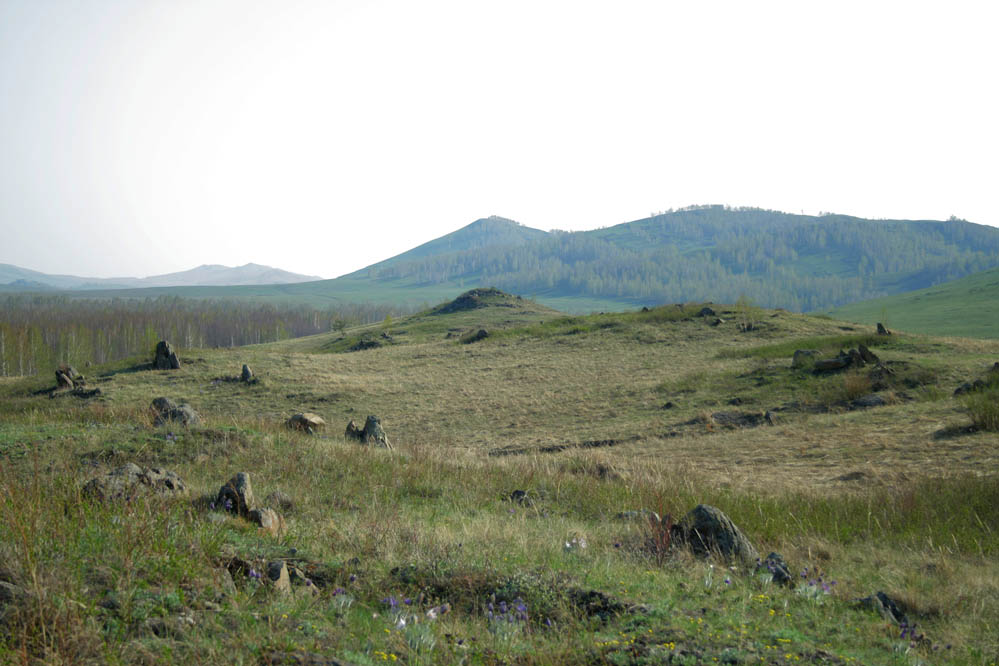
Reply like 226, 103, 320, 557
83, 463, 188, 502
345, 415, 391, 449
287, 413, 326, 434
153, 341, 181, 370
150, 397, 200, 427
675, 504, 758, 564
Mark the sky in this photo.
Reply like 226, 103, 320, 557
1, 0, 997, 280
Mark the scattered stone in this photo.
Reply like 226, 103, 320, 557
509, 489, 532, 505
346, 416, 392, 448
154, 340, 182, 369
855, 591, 908, 626
710, 411, 767, 428
756, 552, 793, 586
241, 364, 253, 382
217, 472, 255, 518
833, 471, 866, 482
698, 306, 716, 317
710, 318, 725, 326
954, 380, 986, 396
55, 369, 75, 390
764, 410, 778, 426
83, 463, 188, 502
727, 397, 742, 405
462, 329, 489, 344
661, 401, 676, 410
676, 504, 759, 564
791, 350, 818, 369
287, 412, 326, 434
858, 344, 880, 364
58, 363, 82, 382
266, 561, 292, 595
876, 323, 892, 336
265, 491, 294, 512
150, 397, 200, 427
852, 393, 887, 409
249, 508, 286, 537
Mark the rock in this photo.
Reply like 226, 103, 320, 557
756, 552, 793, 586
509, 489, 532, 505
858, 344, 880, 364
288, 412, 325, 434
813, 353, 852, 373
676, 504, 758, 564
83, 463, 188, 502
58, 363, 82, 381
710, 411, 766, 428
855, 591, 908, 626
462, 329, 489, 344
241, 364, 253, 382
266, 561, 291, 595
150, 397, 200, 427
55, 369, 74, 391
791, 350, 818, 369
876, 323, 891, 336
260, 651, 354, 666
154, 340, 181, 369
954, 380, 986, 396
852, 393, 887, 409
698, 306, 716, 317
217, 472, 255, 517
710, 318, 725, 326
765, 410, 778, 426
248, 508, 286, 537
661, 401, 676, 410
265, 491, 295, 512
347, 416, 391, 448
361, 415, 390, 448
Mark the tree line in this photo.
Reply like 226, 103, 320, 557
0, 295, 405, 377
373, 206, 999, 311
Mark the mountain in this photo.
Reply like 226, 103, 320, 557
0, 262, 321, 291
824, 266, 999, 339
7, 207, 999, 316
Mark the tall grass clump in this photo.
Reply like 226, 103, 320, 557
964, 387, 999, 431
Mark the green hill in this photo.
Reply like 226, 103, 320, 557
24, 207, 999, 314
824, 266, 999, 338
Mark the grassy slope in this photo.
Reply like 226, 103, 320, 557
1, 293, 998, 664
825, 267, 999, 339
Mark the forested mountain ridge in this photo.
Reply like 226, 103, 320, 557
363, 206, 999, 311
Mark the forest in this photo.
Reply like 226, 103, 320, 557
0, 295, 404, 377
372, 207, 999, 311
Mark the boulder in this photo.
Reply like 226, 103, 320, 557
248, 508, 286, 537
698, 306, 716, 317
858, 344, 880, 364
55, 369, 74, 391
791, 350, 818, 369
266, 561, 292, 595
676, 504, 758, 564
150, 397, 200, 427
462, 329, 489, 344
58, 363, 82, 381
217, 472, 255, 518
756, 552, 793, 586
852, 393, 887, 409
154, 340, 181, 370
813, 353, 853, 373
241, 364, 253, 382
287, 412, 325, 434
345, 415, 391, 448
83, 463, 188, 502
876, 323, 891, 336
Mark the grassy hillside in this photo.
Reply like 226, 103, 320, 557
825, 266, 999, 339
1, 290, 997, 664
26, 207, 999, 317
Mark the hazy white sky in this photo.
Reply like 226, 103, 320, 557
1, 0, 996, 279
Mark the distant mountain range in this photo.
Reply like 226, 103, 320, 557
5, 207, 999, 317
0, 262, 322, 290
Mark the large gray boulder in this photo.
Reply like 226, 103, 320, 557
346, 415, 392, 449
241, 364, 253, 382
288, 412, 326, 434
154, 341, 181, 370
83, 463, 188, 502
217, 472, 255, 518
676, 504, 758, 564
151, 397, 200, 427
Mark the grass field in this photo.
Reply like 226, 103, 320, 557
824, 267, 999, 339
1, 290, 997, 664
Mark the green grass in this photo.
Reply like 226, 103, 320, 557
1, 293, 999, 664
824, 266, 999, 339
